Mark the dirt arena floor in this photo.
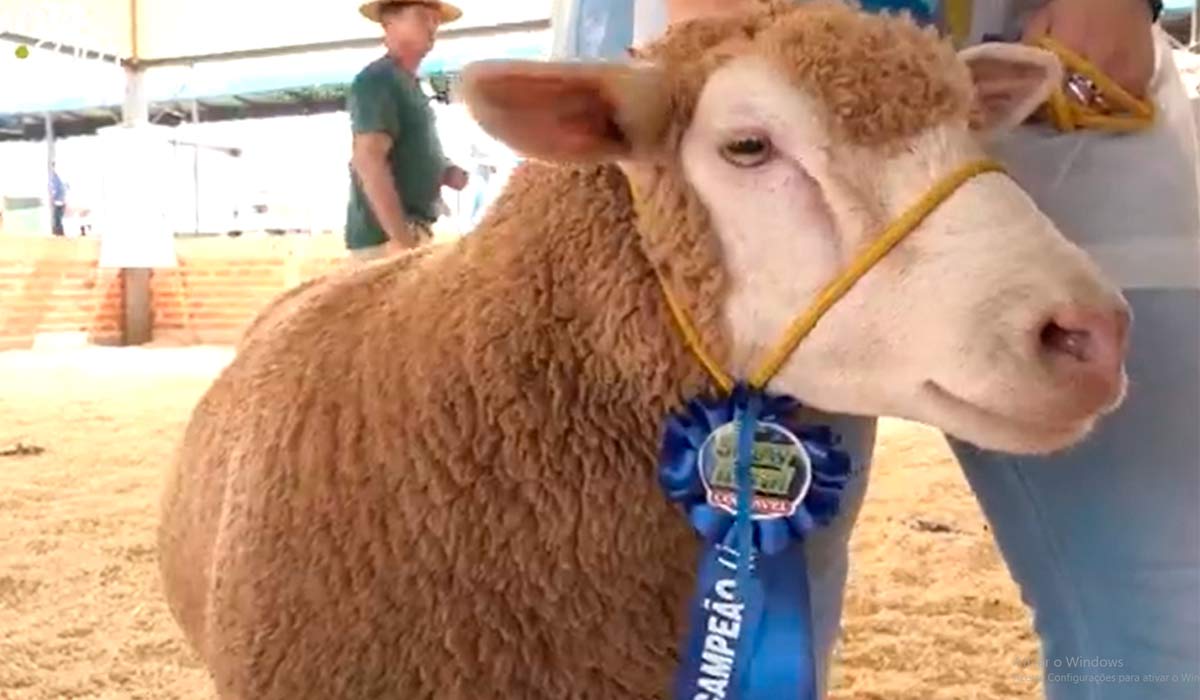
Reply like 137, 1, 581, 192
0, 345, 1040, 699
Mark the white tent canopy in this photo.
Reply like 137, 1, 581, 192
0, 0, 130, 61
0, 0, 551, 63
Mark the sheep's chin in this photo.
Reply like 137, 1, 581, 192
916, 380, 1096, 455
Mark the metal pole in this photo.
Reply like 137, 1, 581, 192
44, 112, 56, 236
130, 0, 139, 60
192, 94, 200, 236
1191, 1, 1198, 50
120, 65, 154, 346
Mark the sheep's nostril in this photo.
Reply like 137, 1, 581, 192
1033, 305, 1130, 414
1037, 305, 1129, 374
1040, 321, 1092, 362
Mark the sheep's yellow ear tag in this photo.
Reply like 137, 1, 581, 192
697, 420, 812, 520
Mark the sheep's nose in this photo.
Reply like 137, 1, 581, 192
1039, 305, 1130, 397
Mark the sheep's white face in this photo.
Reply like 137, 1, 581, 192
681, 54, 1129, 454
461, 27, 1130, 455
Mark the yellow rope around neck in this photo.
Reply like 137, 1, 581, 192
1034, 35, 1155, 134
644, 158, 1006, 395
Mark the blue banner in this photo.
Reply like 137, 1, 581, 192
567, 0, 636, 59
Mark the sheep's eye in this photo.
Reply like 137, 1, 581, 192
719, 136, 772, 167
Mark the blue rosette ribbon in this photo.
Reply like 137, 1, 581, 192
659, 383, 852, 700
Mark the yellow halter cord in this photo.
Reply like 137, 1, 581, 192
1034, 35, 1156, 134
639, 158, 1006, 396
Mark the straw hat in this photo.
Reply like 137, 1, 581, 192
359, 1, 463, 24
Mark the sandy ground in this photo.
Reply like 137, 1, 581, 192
0, 345, 1040, 699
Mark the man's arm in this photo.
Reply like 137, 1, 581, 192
352, 131, 419, 248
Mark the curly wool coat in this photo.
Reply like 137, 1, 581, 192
157, 3, 976, 698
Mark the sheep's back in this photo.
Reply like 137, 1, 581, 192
158, 164, 709, 697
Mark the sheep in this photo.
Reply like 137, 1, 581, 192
157, 3, 1131, 698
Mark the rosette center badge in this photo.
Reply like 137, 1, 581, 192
697, 421, 813, 521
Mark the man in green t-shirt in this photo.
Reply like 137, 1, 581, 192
347, 0, 469, 261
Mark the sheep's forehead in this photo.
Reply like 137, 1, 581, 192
646, 2, 974, 147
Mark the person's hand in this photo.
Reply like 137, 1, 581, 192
443, 165, 469, 191
1022, 0, 1156, 98
385, 221, 423, 254
386, 237, 413, 256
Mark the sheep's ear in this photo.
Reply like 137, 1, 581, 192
459, 59, 671, 163
958, 43, 1063, 133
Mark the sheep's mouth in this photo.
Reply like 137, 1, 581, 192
920, 379, 1092, 448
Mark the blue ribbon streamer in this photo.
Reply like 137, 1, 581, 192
660, 384, 852, 700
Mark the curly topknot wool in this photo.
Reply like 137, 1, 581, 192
636, 0, 973, 148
